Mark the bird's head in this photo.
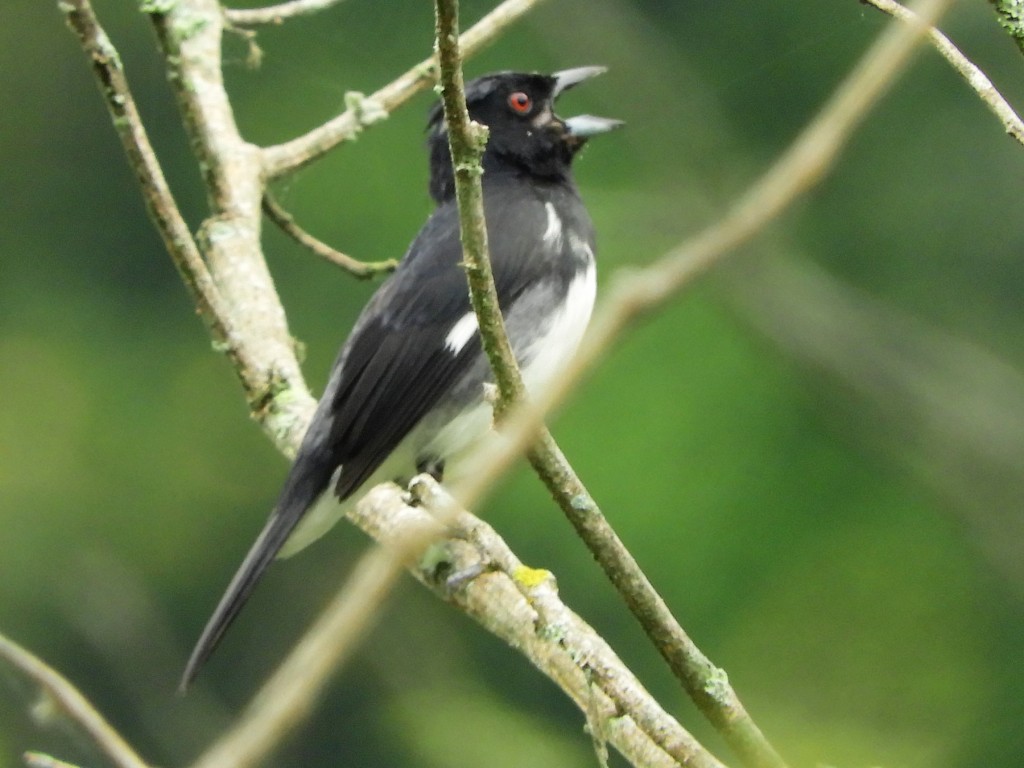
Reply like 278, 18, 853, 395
427, 66, 622, 202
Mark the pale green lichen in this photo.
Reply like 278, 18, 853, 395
344, 91, 389, 127
537, 619, 568, 645
419, 542, 452, 575
993, 0, 1024, 54
570, 493, 594, 513
171, 12, 207, 42
702, 665, 731, 703
139, 0, 176, 14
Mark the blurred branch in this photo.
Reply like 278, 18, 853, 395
56, 0, 947, 766
523, 435, 785, 768
260, 0, 546, 177
989, 0, 1024, 56
262, 192, 398, 278
224, 0, 347, 26
190, 480, 723, 768
537, 0, 949, 414
0, 632, 150, 768
868, 0, 1024, 146
435, 0, 783, 766
428, 0, 946, 755
24, 753, 86, 768
728, 257, 1024, 599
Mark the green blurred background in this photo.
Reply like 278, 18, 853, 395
2, 0, 1023, 766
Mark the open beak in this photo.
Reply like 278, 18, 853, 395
552, 66, 624, 140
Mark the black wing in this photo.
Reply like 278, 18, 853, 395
181, 189, 562, 689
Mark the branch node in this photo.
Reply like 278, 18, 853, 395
343, 91, 389, 129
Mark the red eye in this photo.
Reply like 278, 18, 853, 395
508, 91, 532, 114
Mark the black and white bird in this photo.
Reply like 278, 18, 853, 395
181, 66, 621, 688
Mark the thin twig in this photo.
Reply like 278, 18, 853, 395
262, 192, 398, 278
525, 435, 785, 768
225, 0, 346, 26
435, 9, 951, 765
59, 0, 241, 365
868, 0, 1024, 146
0, 632, 150, 768
261, 0, 545, 178
23, 753, 86, 768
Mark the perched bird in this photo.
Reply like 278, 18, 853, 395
181, 66, 621, 689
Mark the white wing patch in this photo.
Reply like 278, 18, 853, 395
520, 262, 597, 394
542, 202, 563, 249
445, 311, 479, 353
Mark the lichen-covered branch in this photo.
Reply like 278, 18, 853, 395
190, 479, 724, 768
60, 0, 248, 377
432, 2, 787, 766
261, 0, 546, 177
525, 435, 786, 768
224, 0, 348, 26
868, 0, 1024, 146
144, 0, 316, 455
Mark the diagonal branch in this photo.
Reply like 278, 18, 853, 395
262, 192, 398, 278
432, 2, 785, 766
60, 0, 241, 369
260, 0, 546, 178
189, 481, 720, 768
0, 632, 150, 768
868, 0, 1024, 146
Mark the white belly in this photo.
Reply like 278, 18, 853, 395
281, 260, 597, 557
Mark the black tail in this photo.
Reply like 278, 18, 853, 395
179, 453, 336, 691
179, 513, 289, 691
